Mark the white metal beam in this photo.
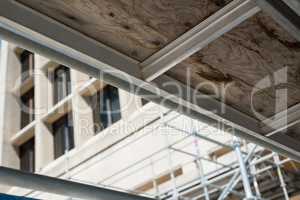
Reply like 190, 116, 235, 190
0, 167, 153, 200
262, 102, 300, 132
153, 75, 300, 159
0, 0, 300, 166
256, 0, 300, 41
261, 102, 300, 153
141, 0, 261, 81
261, 104, 300, 152
281, 0, 300, 16
268, 132, 300, 153
152, 75, 261, 134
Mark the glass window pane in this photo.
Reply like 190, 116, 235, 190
109, 86, 121, 123
20, 50, 34, 82
19, 138, 35, 173
53, 65, 71, 104
52, 114, 74, 159
20, 88, 34, 129
93, 85, 121, 133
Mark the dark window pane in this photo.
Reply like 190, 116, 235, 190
19, 138, 35, 173
52, 114, 74, 159
20, 50, 34, 82
21, 88, 35, 129
53, 65, 71, 104
141, 98, 149, 106
104, 85, 121, 124
93, 85, 121, 133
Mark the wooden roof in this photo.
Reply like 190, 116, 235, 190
17, 0, 232, 61
15, 0, 300, 123
167, 13, 300, 119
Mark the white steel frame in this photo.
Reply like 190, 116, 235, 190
141, 0, 260, 81
20, 111, 295, 200
0, 0, 299, 199
0, 0, 299, 160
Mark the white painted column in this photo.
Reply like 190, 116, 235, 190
71, 70, 94, 147
34, 55, 55, 171
119, 89, 142, 120
0, 42, 21, 169
0, 42, 22, 192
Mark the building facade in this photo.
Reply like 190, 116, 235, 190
0, 41, 144, 197
0, 41, 300, 200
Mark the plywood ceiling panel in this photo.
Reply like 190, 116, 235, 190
167, 12, 300, 119
15, 0, 300, 120
16, 0, 231, 61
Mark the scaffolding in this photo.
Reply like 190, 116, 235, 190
156, 114, 295, 200
14, 111, 300, 200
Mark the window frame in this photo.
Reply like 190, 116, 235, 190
53, 65, 71, 104
92, 85, 121, 133
52, 114, 74, 159
19, 137, 35, 173
20, 50, 34, 82
20, 88, 35, 129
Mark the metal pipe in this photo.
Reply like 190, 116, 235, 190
178, 150, 262, 199
210, 184, 244, 198
150, 159, 160, 199
273, 154, 289, 200
166, 143, 179, 200
165, 124, 232, 149
255, 158, 290, 174
217, 172, 241, 200
175, 151, 289, 200
162, 113, 179, 200
250, 160, 261, 198
0, 167, 153, 200
192, 183, 244, 200
193, 136, 210, 200
217, 145, 256, 200
169, 147, 233, 169
233, 139, 254, 199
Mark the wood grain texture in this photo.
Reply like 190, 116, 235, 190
167, 13, 300, 119
15, 0, 300, 120
16, 0, 231, 61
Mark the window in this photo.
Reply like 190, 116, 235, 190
20, 50, 34, 82
93, 85, 121, 133
21, 88, 35, 129
52, 114, 74, 159
141, 98, 149, 106
19, 138, 35, 173
53, 65, 71, 104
